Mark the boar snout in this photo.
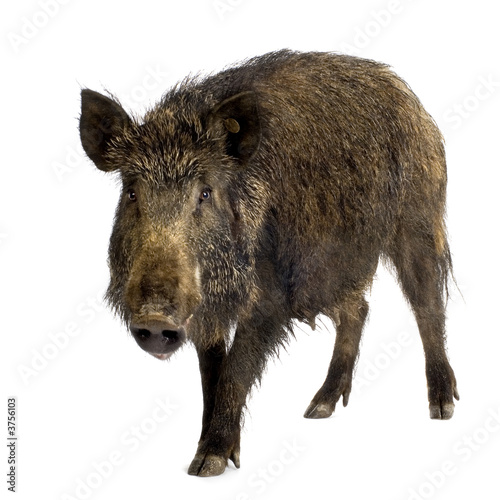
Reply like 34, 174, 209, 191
123, 246, 203, 346
130, 314, 189, 359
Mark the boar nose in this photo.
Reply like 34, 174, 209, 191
130, 316, 187, 358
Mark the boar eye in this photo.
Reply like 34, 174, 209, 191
127, 189, 137, 202
199, 188, 212, 203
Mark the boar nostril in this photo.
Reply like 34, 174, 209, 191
162, 330, 178, 343
137, 328, 151, 340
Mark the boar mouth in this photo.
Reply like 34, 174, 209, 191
151, 352, 174, 361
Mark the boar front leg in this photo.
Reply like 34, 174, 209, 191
195, 341, 227, 445
188, 308, 283, 477
304, 293, 369, 419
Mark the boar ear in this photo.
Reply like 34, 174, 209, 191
209, 91, 261, 162
79, 89, 131, 172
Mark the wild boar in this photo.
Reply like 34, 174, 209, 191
79, 49, 459, 477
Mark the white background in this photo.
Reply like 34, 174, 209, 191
2, 1, 499, 499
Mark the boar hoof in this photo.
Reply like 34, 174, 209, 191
188, 454, 227, 477
429, 402, 455, 420
303, 401, 335, 419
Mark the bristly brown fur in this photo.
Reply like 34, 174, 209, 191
79, 49, 458, 477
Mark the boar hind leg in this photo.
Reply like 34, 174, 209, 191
304, 293, 369, 419
388, 228, 459, 420
188, 307, 287, 477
